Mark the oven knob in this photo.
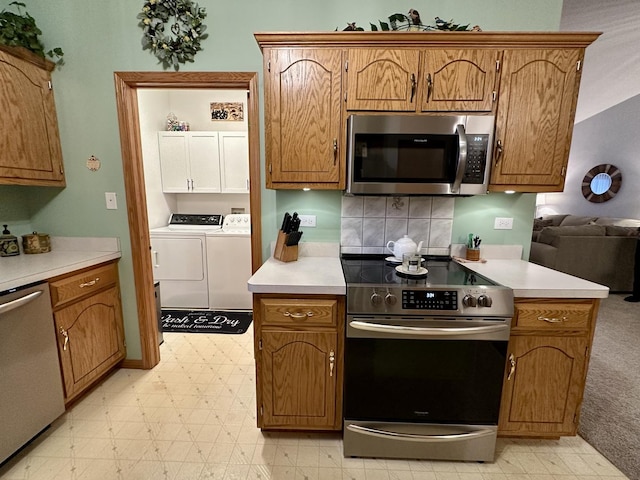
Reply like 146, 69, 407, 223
384, 293, 397, 306
477, 294, 493, 307
462, 294, 477, 307
370, 292, 383, 306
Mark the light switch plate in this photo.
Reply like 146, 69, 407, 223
105, 192, 118, 210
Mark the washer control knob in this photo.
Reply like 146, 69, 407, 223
370, 292, 383, 306
477, 294, 493, 307
384, 293, 397, 306
462, 294, 477, 307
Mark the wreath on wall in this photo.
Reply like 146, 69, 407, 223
137, 0, 208, 71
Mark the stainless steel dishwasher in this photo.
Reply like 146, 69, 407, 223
0, 282, 65, 464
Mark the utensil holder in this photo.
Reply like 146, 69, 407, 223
274, 230, 298, 262
466, 248, 481, 261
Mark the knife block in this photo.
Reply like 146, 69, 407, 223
274, 230, 298, 262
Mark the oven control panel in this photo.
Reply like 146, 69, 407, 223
402, 290, 458, 310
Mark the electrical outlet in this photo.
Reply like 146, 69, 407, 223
105, 192, 118, 210
298, 215, 316, 227
494, 217, 513, 230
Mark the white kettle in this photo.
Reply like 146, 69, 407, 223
386, 235, 423, 259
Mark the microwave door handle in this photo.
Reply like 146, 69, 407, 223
451, 124, 467, 194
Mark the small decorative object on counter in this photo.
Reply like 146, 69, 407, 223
274, 211, 303, 262
0, 225, 20, 257
22, 232, 51, 254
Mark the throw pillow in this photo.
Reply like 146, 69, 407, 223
559, 215, 598, 226
533, 218, 553, 231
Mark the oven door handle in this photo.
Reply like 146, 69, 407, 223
346, 424, 495, 443
349, 320, 509, 339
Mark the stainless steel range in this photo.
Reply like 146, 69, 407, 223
341, 254, 513, 462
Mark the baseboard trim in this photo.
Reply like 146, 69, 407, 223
120, 358, 146, 369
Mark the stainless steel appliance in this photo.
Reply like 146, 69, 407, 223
1, 282, 65, 464
346, 114, 494, 196
341, 255, 513, 462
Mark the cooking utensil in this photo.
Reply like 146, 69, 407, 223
281, 212, 292, 233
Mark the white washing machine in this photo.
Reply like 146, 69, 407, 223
149, 214, 223, 309
206, 214, 252, 311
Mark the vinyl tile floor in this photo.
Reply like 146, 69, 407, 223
0, 326, 629, 480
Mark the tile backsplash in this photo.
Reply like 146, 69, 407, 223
340, 196, 454, 256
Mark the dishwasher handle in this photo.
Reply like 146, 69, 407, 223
0, 290, 44, 316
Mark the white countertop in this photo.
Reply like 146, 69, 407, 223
248, 242, 608, 299
0, 237, 121, 292
248, 243, 345, 295
455, 258, 609, 298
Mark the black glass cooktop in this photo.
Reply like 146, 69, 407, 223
340, 254, 496, 287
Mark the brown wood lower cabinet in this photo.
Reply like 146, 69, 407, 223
49, 261, 126, 405
254, 294, 344, 430
498, 298, 598, 438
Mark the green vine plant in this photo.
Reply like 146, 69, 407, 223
0, 1, 64, 66
341, 9, 481, 33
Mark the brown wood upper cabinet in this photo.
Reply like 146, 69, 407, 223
0, 46, 65, 187
489, 49, 583, 192
255, 32, 599, 192
346, 48, 499, 112
262, 48, 343, 189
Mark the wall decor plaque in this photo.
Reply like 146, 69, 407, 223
210, 102, 244, 121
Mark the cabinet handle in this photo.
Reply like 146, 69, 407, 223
284, 311, 314, 320
507, 353, 516, 381
154, 251, 159, 267
333, 139, 338, 165
79, 277, 100, 288
410, 73, 416, 103
495, 140, 503, 165
537, 315, 568, 323
59, 327, 69, 351
329, 350, 335, 377
426, 73, 433, 102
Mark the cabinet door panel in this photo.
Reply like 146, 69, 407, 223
266, 49, 342, 185
499, 335, 587, 436
421, 49, 498, 112
0, 48, 65, 186
347, 49, 420, 111
188, 132, 221, 192
55, 287, 125, 401
158, 132, 190, 192
261, 330, 337, 428
491, 49, 580, 190
219, 131, 249, 193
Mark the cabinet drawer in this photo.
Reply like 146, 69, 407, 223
260, 298, 337, 327
50, 263, 118, 308
514, 301, 593, 331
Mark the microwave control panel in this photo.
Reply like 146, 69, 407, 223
462, 135, 489, 184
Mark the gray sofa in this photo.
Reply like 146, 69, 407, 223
529, 214, 640, 292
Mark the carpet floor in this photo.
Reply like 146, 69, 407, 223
579, 293, 640, 480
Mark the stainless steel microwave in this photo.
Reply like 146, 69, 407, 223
346, 114, 495, 196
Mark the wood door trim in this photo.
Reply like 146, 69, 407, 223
113, 71, 262, 369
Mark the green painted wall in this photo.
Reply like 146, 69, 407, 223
0, 0, 562, 360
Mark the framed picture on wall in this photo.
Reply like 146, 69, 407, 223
210, 102, 244, 121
